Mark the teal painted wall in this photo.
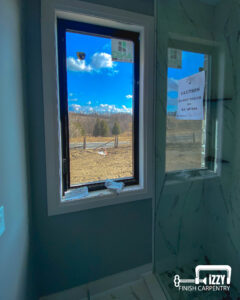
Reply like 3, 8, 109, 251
76, 0, 154, 15
25, 0, 153, 297
0, 0, 37, 299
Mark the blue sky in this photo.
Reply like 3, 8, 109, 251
66, 31, 205, 114
66, 31, 133, 114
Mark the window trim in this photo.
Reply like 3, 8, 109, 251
41, 0, 154, 216
57, 18, 140, 194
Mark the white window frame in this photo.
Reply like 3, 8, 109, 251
41, 0, 154, 216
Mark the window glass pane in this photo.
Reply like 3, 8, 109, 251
166, 49, 209, 172
66, 31, 135, 186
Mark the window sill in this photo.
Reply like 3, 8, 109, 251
48, 184, 151, 216
165, 169, 219, 185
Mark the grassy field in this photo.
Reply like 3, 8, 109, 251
70, 142, 133, 185
69, 112, 133, 185
166, 143, 202, 172
70, 133, 131, 144
166, 116, 204, 172
69, 116, 205, 185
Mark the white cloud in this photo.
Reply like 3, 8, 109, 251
67, 52, 118, 75
122, 105, 132, 114
70, 103, 132, 114
91, 52, 114, 69
100, 104, 109, 108
71, 104, 81, 112
87, 101, 92, 105
69, 98, 78, 102
97, 104, 132, 114
168, 78, 178, 92
126, 95, 133, 99
67, 57, 92, 72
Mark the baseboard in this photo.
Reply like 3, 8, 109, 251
40, 263, 152, 300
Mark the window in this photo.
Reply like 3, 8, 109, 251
41, 0, 154, 215
166, 47, 213, 173
57, 19, 139, 194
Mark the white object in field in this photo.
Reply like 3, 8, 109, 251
0, 206, 5, 237
111, 39, 134, 63
176, 71, 205, 120
168, 48, 182, 69
98, 150, 108, 156
105, 180, 124, 193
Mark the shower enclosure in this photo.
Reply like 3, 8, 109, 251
154, 0, 240, 299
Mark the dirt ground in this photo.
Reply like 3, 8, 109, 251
165, 116, 204, 171
70, 141, 203, 185
70, 144, 133, 185
166, 143, 202, 172
69, 117, 205, 184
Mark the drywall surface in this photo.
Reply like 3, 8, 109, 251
0, 0, 36, 299
77, 0, 154, 15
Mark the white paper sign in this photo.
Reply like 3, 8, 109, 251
111, 39, 134, 63
176, 71, 205, 120
168, 48, 182, 69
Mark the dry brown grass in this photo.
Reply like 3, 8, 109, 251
70, 133, 131, 144
165, 116, 204, 172
69, 116, 205, 185
166, 143, 202, 172
70, 143, 133, 185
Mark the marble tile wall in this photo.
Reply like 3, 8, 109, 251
154, 0, 240, 295
206, 0, 240, 290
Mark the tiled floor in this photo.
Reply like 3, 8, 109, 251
40, 265, 160, 300
91, 278, 153, 300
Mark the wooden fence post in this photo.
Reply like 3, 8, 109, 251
114, 136, 119, 148
193, 133, 196, 144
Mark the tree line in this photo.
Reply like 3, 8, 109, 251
93, 118, 121, 137
69, 112, 132, 139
